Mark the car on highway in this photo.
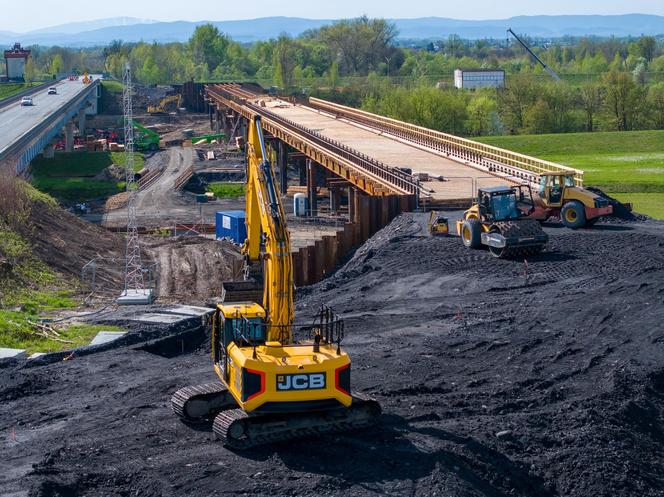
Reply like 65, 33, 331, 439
48, 87, 57, 95
20, 96, 33, 106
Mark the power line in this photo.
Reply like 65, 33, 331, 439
118, 62, 152, 304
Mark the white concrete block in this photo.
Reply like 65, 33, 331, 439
0, 348, 27, 359
117, 289, 154, 305
90, 331, 127, 346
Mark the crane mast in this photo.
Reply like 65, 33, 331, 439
507, 28, 561, 81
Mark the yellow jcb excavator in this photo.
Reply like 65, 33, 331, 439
148, 94, 182, 114
171, 116, 380, 449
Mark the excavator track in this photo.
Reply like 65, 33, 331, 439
490, 219, 546, 259
171, 383, 237, 423
213, 394, 382, 449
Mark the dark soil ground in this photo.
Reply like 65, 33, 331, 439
2, 214, 664, 497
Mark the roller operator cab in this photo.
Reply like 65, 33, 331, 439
457, 185, 549, 258
533, 172, 613, 229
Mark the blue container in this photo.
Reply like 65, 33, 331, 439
216, 210, 247, 244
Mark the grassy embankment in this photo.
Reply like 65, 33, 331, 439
0, 82, 37, 100
476, 130, 664, 219
0, 181, 122, 353
31, 151, 144, 202
207, 182, 245, 198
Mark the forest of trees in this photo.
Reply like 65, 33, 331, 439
21, 17, 664, 136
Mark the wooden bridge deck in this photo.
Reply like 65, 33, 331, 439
263, 99, 507, 204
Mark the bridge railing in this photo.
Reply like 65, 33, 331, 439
308, 97, 584, 187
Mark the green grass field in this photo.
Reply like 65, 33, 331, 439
476, 130, 664, 219
0, 82, 36, 100
101, 80, 124, 94
31, 151, 144, 202
207, 182, 245, 198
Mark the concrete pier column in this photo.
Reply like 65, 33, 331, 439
215, 110, 221, 134
65, 121, 74, 153
43, 142, 55, 159
348, 186, 359, 223
307, 159, 317, 217
221, 112, 228, 137
78, 108, 86, 136
330, 187, 341, 214
278, 141, 288, 195
209, 105, 214, 130
298, 158, 307, 186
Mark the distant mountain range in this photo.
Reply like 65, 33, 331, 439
1, 14, 663, 47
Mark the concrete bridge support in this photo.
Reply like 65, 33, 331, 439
78, 108, 86, 136
278, 141, 288, 195
306, 159, 319, 217
64, 121, 74, 153
43, 142, 55, 159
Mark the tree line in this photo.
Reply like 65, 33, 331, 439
17, 17, 664, 136
355, 72, 664, 136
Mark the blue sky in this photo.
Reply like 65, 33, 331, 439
3, 0, 664, 32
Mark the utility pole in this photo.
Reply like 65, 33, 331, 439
118, 62, 153, 304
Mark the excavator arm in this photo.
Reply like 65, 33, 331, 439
243, 116, 294, 341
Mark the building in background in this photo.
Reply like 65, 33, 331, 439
454, 69, 505, 90
4, 43, 31, 82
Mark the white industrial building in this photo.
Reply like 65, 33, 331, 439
454, 69, 505, 90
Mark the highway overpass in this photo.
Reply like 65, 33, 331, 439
0, 77, 100, 176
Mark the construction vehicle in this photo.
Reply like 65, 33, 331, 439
428, 211, 449, 236
507, 28, 561, 81
82, 71, 92, 84
529, 172, 613, 229
147, 94, 182, 114
171, 116, 380, 449
131, 121, 160, 151
457, 185, 548, 258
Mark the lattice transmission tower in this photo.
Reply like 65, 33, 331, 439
118, 62, 152, 304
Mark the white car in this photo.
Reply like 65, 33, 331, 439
47, 87, 57, 95
20, 96, 33, 106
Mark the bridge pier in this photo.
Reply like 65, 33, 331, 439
215, 110, 221, 134
64, 121, 74, 153
43, 142, 55, 159
307, 158, 317, 217
278, 140, 288, 195
78, 108, 86, 137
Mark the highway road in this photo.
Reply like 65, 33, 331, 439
0, 78, 97, 155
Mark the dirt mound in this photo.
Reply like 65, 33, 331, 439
143, 235, 242, 303
104, 191, 129, 211
29, 197, 125, 288
586, 186, 648, 222
2, 214, 664, 497
93, 163, 126, 182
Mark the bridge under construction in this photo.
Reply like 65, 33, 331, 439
204, 83, 582, 207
